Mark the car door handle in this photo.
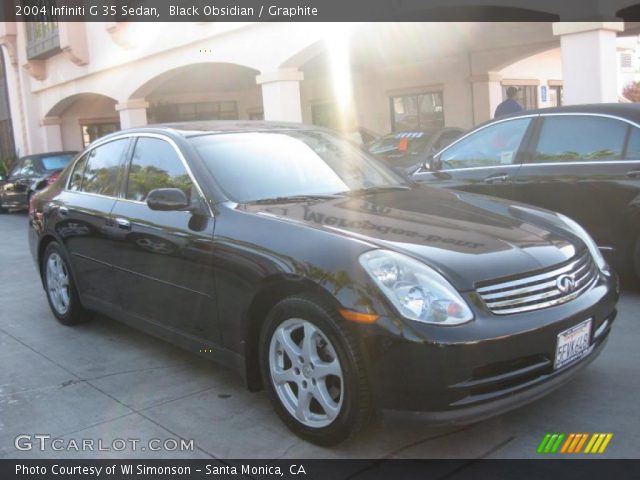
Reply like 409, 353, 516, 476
58, 206, 68, 216
115, 218, 131, 230
484, 173, 509, 184
627, 169, 640, 178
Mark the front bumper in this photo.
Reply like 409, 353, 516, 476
364, 272, 618, 422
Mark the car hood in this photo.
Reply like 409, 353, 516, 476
242, 186, 580, 291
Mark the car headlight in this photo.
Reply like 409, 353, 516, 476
359, 249, 473, 325
558, 213, 610, 276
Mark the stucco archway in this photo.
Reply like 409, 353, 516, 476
44, 93, 119, 151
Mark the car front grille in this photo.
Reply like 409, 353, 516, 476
477, 250, 598, 315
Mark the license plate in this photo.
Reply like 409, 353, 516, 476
554, 319, 592, 370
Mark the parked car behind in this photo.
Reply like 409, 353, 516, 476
29, 122, 617, 445
412, 104, 640, 278
0, 151, 77, 212
367, 127, 465, 171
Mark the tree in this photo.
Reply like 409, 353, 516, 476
622, 81, 640, 102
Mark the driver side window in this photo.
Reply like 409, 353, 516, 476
439, 118, 531, 170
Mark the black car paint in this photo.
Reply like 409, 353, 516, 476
29, 122, 618, 416
411, 104, 640, 272
0, 151, 77, 210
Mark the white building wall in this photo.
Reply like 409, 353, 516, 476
499, 48, 562, 108
2, 21, 633, 153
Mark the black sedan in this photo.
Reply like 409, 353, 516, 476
0, 151, 77, 212
411, 104, 640, 278
28, 122, 617, 445
367, 127, 464, 171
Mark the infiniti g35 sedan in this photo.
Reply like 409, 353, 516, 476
28, 122, 618, 445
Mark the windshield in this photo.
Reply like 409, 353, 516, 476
40, 154, 75, 171
189, 130, 408, 203
368, 132, 432, 156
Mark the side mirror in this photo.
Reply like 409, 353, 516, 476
146, 188, 190, 211
422, 154, 437, 171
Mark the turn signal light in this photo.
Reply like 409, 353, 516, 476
338, 309, 379, 324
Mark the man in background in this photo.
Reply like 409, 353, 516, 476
494, 86, 523, 118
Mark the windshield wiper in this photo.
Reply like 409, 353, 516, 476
247, 194, 342, 205
342, 185, 411, 196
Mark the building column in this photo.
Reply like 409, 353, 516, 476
115, 100, 148, 129
256, 69, 304, 122
470, 72, 503, 124
40, 116, 63, 152
553, 22, 624, 105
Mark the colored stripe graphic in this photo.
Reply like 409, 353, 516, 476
537, 433, 552, 453
538, 433, 613, 454
574, 433, 589, 453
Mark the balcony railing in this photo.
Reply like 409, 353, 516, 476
26, 21, 60, 60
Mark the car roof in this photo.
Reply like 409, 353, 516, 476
492, 103, 640, 124
380, 127, 464, 137
121, 121, 322, 138
20, 151, 78, 160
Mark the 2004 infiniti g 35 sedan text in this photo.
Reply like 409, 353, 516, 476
28, 122, 619, 445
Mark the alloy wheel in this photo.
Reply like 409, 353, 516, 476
268, 318, 344, 428
46, 252, 70, 315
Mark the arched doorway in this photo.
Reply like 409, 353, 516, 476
46, 93, 119, 150
129, 63, 263, 124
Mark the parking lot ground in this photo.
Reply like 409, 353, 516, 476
1, 211, 639, 459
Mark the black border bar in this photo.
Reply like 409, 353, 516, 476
2, 459, 639, 480
2, 0, 640, 22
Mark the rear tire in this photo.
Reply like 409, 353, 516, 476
259, 293, 373, 445
42, 242, 92, 325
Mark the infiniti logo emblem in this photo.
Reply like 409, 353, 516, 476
556, 274, 576, 293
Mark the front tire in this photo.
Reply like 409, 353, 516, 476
42, 242, 91, 325
259, 293, 373, 445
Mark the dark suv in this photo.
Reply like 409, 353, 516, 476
412, 104, 640, 278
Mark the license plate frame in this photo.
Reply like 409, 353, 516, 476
554, 318, 592, 370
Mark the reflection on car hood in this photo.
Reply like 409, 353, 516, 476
242, 186, 579, 290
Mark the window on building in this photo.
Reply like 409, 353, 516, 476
535, 116, 627, 162
501, 85, 538, 111
390, 92, 444, 131
548, 85, 563, 107
26, 20, 60, 60
126, 138, 193, 202
80, 139, 128, 196
149, 101, 238, 123
621, 52, 633, 69
81, 122, 120, 147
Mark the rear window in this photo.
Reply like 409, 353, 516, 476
535, 116, 627, 162
40, 154, 75, 171
368, 132, 431, 156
